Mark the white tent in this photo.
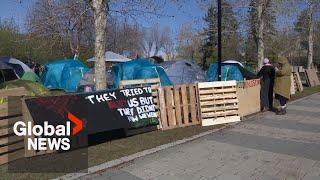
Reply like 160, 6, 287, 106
87, 51, 131, 62
0, 57, 32, 78
223, 60, 244, 67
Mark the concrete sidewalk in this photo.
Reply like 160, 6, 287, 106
80, 93, 320, 180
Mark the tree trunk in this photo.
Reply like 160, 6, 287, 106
92, 0, 107, 90
307, 1, 314, 69
257, 1, 264, 70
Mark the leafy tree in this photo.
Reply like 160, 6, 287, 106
201, 0, 240, 69
245, 0, 276, 68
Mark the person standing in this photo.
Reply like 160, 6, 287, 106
257, 58, 275, 111
274, 56, 292, 115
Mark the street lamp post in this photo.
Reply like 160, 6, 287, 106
217, 0, 222, 81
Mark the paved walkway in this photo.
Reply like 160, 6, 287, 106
80, 93, 320, 180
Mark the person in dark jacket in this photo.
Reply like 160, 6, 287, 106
257, 58, 275, 111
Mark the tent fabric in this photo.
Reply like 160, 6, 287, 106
41, 59, 89, 92
0, 61, 18, 83
208, 63, 257, 81
159, 60, 207, 85
0, 80, 52, 97
223, 60, 244, 67
78, 69, 114, 92
0, 57, 32, 77
21, 72, 40, 82
0, 61, 13, 69
112, 58, 172, 88
87, 51, 131, 62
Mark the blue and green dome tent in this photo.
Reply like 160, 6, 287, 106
112, 58, 172, 88
41, 59, 89, 92
207, 62, 257, 81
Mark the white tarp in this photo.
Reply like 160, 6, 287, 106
87, 51, 131, 62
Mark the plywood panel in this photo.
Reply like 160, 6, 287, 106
236, 79, 261, 117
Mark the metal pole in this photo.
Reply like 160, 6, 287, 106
217, 0, 222, 81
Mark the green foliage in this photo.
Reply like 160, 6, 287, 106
201, 0, 241, 69
245, 0, 276, 67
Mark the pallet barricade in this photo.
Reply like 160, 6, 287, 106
292, 72, 303, 92
156, 84, 200, 130
197, 81, 240, 126
0, 87, 27, 165
290, 74, 296, 95
236, 79, 261, 117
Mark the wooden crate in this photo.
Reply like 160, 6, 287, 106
292, 72, 303, 92
0, 87, 27, 165
155, 84, 200, 130
305, 69, 320, 87
198, 81, 240, 126
236, 79, 261, 117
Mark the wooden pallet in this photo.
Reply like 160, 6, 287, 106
119, 78, 160, 89
305, 69, 320, 87
197, 81, 240, 126
292, 72, 303, 92
0, 87, 27, 165
154, 84, 200, 130
290, 74, 296, 95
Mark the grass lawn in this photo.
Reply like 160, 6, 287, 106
1, 85, 319, 180
0, 125, 225, 180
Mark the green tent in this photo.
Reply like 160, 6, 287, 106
0, 80, 51, 97
21, 72, 40, 82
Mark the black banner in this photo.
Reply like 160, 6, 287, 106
25, 86, 159, 134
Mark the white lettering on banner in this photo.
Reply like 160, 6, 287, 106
85, 92, 118, 104
117, 108, 134, 116
85, 87, 158, 124
136, 105, 156, 114
120, 88, 144, 97
142, 87, 152, 93
139, 97, 153, 105
127, 98, 139, 107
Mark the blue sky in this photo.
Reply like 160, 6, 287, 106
0, 0, 35, 30
0, 0, 306, 37
0, 0, 205, 36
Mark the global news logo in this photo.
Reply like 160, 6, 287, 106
13, 112, 83, 151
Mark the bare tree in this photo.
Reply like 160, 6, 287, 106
91, 0, 107, 90
176, 23, 202, 62
307, 0, 314, 69
140, 25, 171, 57
162, 27, 176, 61
28, 0, 93, 58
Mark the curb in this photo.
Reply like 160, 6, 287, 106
54, 125, 229, 180
54, 92, 320, 180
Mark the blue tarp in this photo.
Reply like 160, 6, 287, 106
207, 63, 244, 81
41, 59, 89, 92
112, 58, 172, 88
